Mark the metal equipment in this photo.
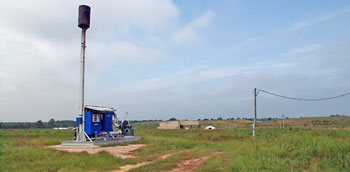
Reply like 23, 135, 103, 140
120, 120, 134, 136
76, 106, 115, 136
69, 5, 138, 145
74, 105, 135, 142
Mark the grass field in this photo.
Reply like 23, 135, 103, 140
1, 117, 350, 172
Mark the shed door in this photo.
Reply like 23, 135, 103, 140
92, 114, 100, 122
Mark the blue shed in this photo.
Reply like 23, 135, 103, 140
85, 111, 101, 135
79, 105, 116, 135
102, 111, 114, 131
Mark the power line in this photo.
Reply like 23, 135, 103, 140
252, 88, 350, 137
257, 89, 350, 101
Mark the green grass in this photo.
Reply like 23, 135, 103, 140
1, 122, 350, 172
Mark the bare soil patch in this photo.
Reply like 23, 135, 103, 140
168, 152, 223, 172
234, 119, 252, 124
110, 152, 179, 172
48, 144, 146, 159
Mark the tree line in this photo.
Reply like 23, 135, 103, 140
0, 119, 77, 129
5, 115, 343, 129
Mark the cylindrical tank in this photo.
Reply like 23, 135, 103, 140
78, 5, 91, 30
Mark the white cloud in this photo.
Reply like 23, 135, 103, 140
281, 44, 323, 57
89, 0, 179, 37
197, 34, 268, 65
1, 1, 349, 122
0, 0, 179, 40
171, 10, 215, 44
110, 67, 350, 120
88, 41, 165, 64
0, 0, 180, 121
287, 7, 350, 32
127, 61, 295, 91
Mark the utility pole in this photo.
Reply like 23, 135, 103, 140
253, 88, 257, 138
282, 114, 285, 128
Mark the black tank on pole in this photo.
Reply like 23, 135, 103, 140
78, 5, 91, 30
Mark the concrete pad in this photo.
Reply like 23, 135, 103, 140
60, 136, 141, 146
48, 144, 146, 159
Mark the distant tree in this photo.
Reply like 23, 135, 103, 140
48, 118, 55, 128
36, 120, 45, 128
169, 117, 177, 121
24, 123, 32, 129
203, 118, 209, 121
197, 118, 201, 121
18, 123, 25, 129
217, 117, 223, 120
55, 120, 77, 127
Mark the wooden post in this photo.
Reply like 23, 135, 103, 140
253, 88, 257, 138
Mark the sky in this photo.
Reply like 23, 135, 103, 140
1, 0, 350, 122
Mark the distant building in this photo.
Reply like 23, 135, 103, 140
53, 126, 75, 130
157, 120, 200, 129
53, 127, 68, 130
205, 126, 216, 130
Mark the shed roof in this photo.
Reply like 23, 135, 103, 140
84, 105, 116, 112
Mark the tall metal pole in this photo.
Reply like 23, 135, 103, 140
282, 114, 285, 128
253, 88, 257, 138
78, 29, 87, 142
77, 5, 90, 142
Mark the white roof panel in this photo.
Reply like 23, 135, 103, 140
84, 105, 116, 112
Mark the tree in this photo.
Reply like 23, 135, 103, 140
169, 117, 177, 121
48, 118, 55, 128
18, 123, 25, 129
36, 120, 45, 128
